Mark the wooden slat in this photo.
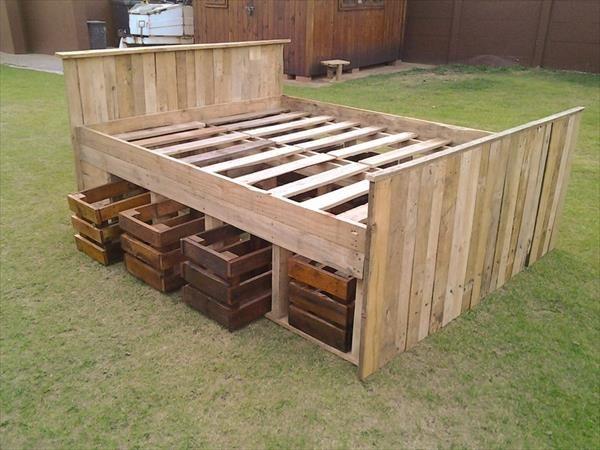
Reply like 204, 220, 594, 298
235, 154, 335, 185
244, 116, 335, 137
301, 180, 370, 210
133, 126, 226, 148
114, 121, 205, 141
328, 132, 417, 158
222, 111, 310, 131
270, 121, 359, 144
203, 107, 289, 126
269, 163, 368, 197
359, 138, 449, 168
155, 132, 248, 156
337, 203, 369, 223
180, 140, 274, 166
202, 145, 303, 173
297, 126, 385, 152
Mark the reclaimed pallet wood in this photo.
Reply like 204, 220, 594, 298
181, 225, 272, 279
118, 199, 205, 248
74, 233, 122, 265
124, 252, 184, 292
182, 284, 271, 331
120, 233, 184, 271
288, 255, 356, 303
68, 179, 151, 225
288, 304, 352, 352
182, 261, 271, 307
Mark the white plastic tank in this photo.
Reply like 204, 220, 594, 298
129, 3, 193, 37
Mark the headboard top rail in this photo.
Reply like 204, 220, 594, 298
56, 39, 290, 59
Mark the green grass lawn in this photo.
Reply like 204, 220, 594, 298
1, 64, 598, 449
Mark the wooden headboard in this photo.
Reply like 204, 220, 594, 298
57, 40, 288, 188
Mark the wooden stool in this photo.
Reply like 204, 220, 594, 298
321, 59, 350, 81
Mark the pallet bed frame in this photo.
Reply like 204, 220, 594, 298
58, 40, 582, 379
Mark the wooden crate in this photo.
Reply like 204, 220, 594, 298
118, 199, 205, 248
181, 224, 272, 279
68, 180, 151, 265
121, 233, 184, 271
74, 233, 122, 265
289, 304, 352, 352
182, 284, 271, 331
287, 256, 356, 352
288, 255, 356, 303
123, 252, 184, 292
182, 261, 271, 307
68, 179, 150, 225
289, 280, 354, 330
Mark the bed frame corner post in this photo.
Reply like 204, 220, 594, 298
271, 245, 292, 319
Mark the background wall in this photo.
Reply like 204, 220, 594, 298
403, 0, 600, 73
194, 0, 406, 77
0, 0, 116, 54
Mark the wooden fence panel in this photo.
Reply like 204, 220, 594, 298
359, 108, 582, 379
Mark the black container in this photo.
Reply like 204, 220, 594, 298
87, 20, 107, 50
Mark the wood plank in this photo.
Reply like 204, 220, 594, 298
204, 107, 289, 126
269, 163, 368, 197
235, 154, 335, 185
155, 132, 248, 156
57, 40, 291, 59
179, 140, 274, 166
244, 115, 335, 137
270, 121, 359, 144
441, 148, 481, 325
133, 126, 227, 148
302, 180, 370, 210
337, 204, 369, 223
328, 132, 417, 158
359, 138, 449, 168
223, 111, 311, 131
297, 127, 385, 152
114, 121, 206, 141
202, 145, 303, 173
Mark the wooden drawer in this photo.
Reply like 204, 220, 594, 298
74, 233, 122, 265
288, 255, 356, 303
289, 304, 352, 352
120, 233, 184, 271
123, 253, 184, 292
118, 199, 205, 248
182, 261, 271, 306
71, 215, 122, 244
68, 180, 150, 225
289, 281, 354, 329
181, 224, 272, 279
182, 284, 271, 331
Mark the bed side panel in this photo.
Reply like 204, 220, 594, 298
358, 109, 582, 379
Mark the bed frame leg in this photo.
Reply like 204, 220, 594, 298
271, 245, 292, 319
204, 215, 223, 230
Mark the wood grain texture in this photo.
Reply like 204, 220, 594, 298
359, 109, 582, 379
61, 42, 287, 189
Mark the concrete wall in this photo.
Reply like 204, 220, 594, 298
403, 0, 600, 73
